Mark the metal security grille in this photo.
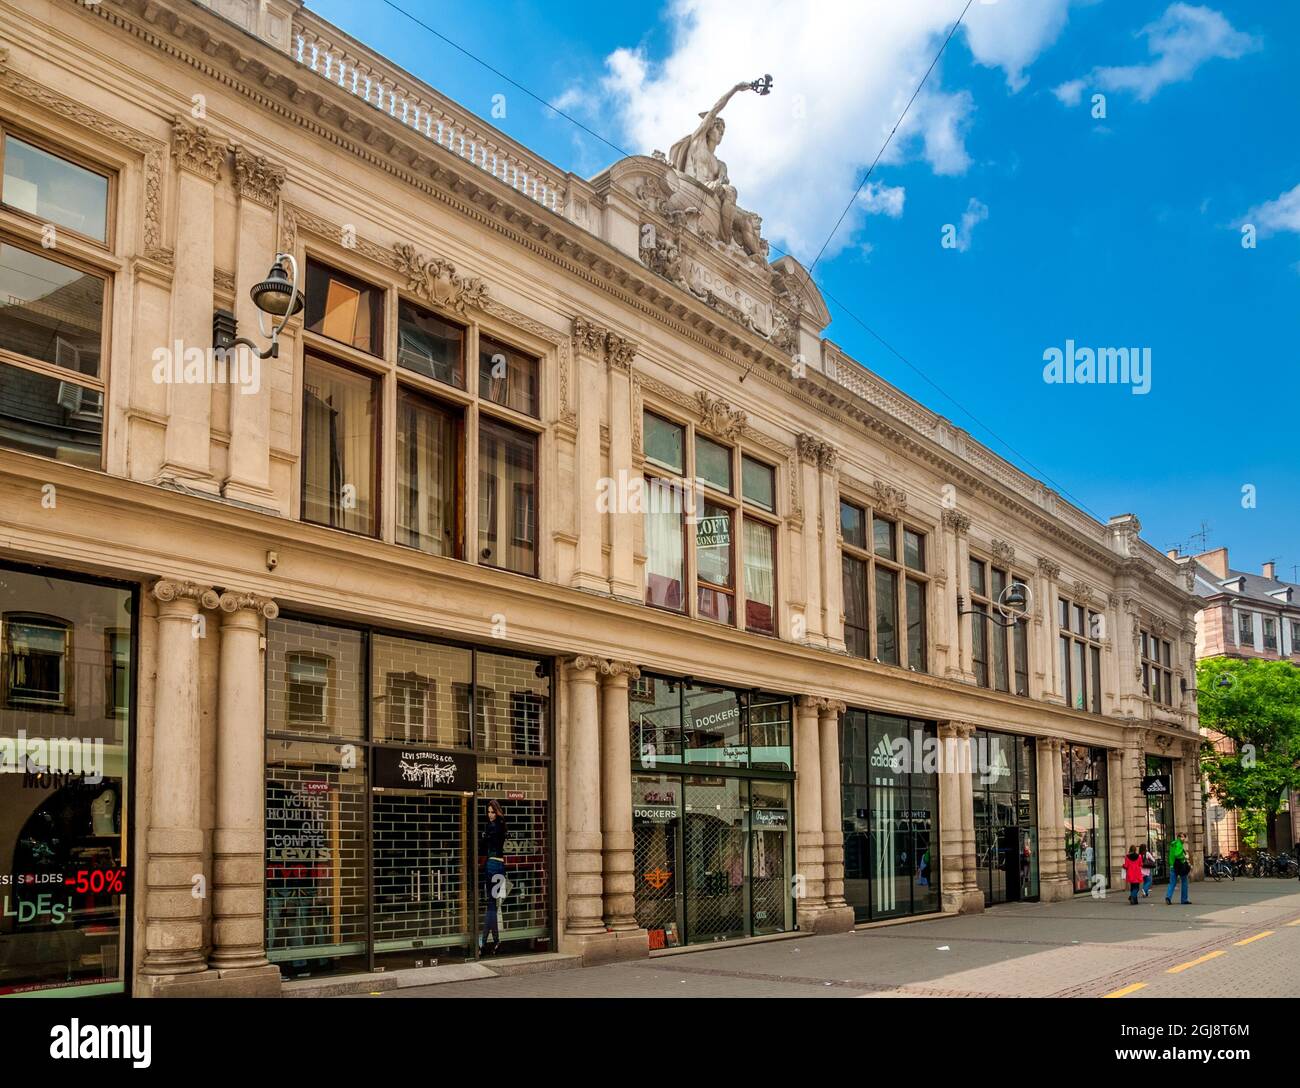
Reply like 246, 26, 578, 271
684, 779, 746, 941
372, 792, 468, 952
633, 817, 678, 942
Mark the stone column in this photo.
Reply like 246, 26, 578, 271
599, 661, 648, 957
795, 436, 824, 644
1037, 738, 1072, 901
794, 695, 827, 925
606, 336, 639, 601
208, 591, 281, 992
818, 453, 846, 652
223, 146, 286, 508
937, 721, 982, 913
943, 511, 975, 682
161, 121, 224, 492
1181, 739, 1205, 878
1037, 559, 1062, 701
817, 700, 853, 930
1107, 747, 1129, 892
956, 724, 984, 909
563, 656, 619, 962
570, 320, 608, 594
142, 579, 217, 983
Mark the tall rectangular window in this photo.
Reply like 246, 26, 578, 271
843, 553, 869, 657
696, 500, 734, 624
1237, 611, 1254, 646
645, 476, 685, 612
1263, 616, 1277, 652
874, 566, 898, 665
840, 499, 927, 669
478, 417, 536, 576
396, 387, 462, 557
1141, 629, 1174, 708
906, 579, 926, 672
301, 356, 379, 535
743, 519, 776, 636
969, 559, 1028, 693
1059, 594, 1102, 713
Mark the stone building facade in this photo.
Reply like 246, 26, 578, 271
0, 0, 1202, 997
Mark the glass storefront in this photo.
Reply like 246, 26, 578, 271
970, 729, 1039, 905
265, 617, 552, 978
629, 676, 793, 948
1062, 744, 1109, 894
1142, 755, 1173, 880
840, 710, 939, 921
0, 565, 134, 996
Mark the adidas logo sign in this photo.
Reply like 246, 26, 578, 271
870, 735, 903, 771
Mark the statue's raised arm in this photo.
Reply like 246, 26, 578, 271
667, 76, 772, 182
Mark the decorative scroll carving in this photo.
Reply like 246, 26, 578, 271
872, 480, 908, 517
151, 580, 219, 609
1037, 557, 1061, 580
213, 268, 236, 295
796, 433, 821, 465
394, 242, 489, 314
941, 509, 971, 537
607, 333, 637, 371
217, 591, 280, 619
571, 316, 607, 358
696, 391, 747, 440
991, 539, 1015, 564
230, 145, 286, 208
600, 660, 642, 680
1071, 580, 1095, 604
171, 118, 226, 181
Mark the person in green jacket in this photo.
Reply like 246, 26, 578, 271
1165, 833, 1190, 905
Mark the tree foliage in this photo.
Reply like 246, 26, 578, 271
1197, 657, 1300, 824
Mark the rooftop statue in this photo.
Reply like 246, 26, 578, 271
666, 76, 772, 260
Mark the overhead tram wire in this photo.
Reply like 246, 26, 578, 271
376, 0, 1107, 524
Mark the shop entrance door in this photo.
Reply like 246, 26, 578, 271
371, 790, 473, 967
683, 777, 747, 942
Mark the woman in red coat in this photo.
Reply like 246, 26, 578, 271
1123, 846, 1145, 904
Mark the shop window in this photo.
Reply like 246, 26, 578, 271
1, 134, 109, 243
841, 499, 928, 669
285, 652, 330, 729
969, 728, 1039, 906
630, 674, 684, 767
683, 681, 743, 766
396, 387, 463, 558
1058, 594, 1102, 713
304, 259, 384, 355
397, 298, 464, 388
478, 334, 538, 418
478, 417, 537, 576
0, 241, 108, 468
384, 672, 433, 741
1062, 744, 1108, 893
301, 355, 380, 536
372, 635, 470, 748
478, 651, 549, 757
268, 620, 365, 741
104, 628, 130, 718
3, 613, 71, 710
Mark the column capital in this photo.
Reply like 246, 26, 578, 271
171, 117, 226, 181
217, 590, 280, 620
1037, 556, 1061, 580
599, 659, 641, 681
941, 509, 971, 537
230, 144, 286, 209
571, 316, 609, 359
564, 654, 607, 675
151, 579, 219, 610
814, 698, 846, 715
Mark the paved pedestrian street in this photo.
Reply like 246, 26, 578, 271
390, 879, 1300, 998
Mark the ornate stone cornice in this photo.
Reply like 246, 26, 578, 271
230, 144, 286, 209
394, 242, 489, 315
151, 579, 218, 609
941, 509, 971, 537
217, 590, 280, 619
171, 118, 225, 181
1037, 557, 1061, 580
696, 391, 747, 441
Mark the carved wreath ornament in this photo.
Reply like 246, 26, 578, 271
393, 243, 489, 314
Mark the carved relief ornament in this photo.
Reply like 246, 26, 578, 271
872, 480, 908, 517
696, 391, 747, 440
1037, 557, 1061, 580
991, 539, 1015, 565
941, 509, 971, 537
171, 118, 226, 181
394, 242, 489, 314
231, 145, 286, 209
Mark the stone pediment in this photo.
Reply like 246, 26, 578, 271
602, 154, 828, 358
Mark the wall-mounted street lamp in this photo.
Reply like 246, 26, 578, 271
1182, 672, 1235, 699
212, 253, 303, 360
956, 581, 1030, 629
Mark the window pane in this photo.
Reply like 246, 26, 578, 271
644, 411, 683, 473
397, 299, 464, 387
478, 417, 537, 576
1071, 641, 1085, 711
840, 500, 866, 550
842, 554, 869, 658
906, 578, 925, 671
1059, 636, 1070, 703
992, 619, 1009, 692
0, 243, 104, 377
970, 559, 986, 597
743, 519, 776, 636
477, 652, 549, 756
742, 455, 775, 511
396, 388, 461, 557
645, 477, 685, 611
991, 567, 1006, 604
972, 606, 988, 687
1090, 645, 1102, 713
302, 356, 378, 535
1014, 620, 1029, 696
371, 634, 471, 746
3, 136, 108, 241
695, 434, 732, 493
874, 566, 898, 665
1162, 640, 1171, 666
696, 501, 734, 624
267, 617, 366, 740
873, 516, 895, 560
305, 260, 384, 355
683, 682, 743, 766
903, 529, 924, 571
1072, 604, 1085, 635
749, 696, 792, 771
0, 359, 102, 467
1058, 597, 1069, 629
479, 335, 539, 417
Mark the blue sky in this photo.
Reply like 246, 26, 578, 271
309, 0, 1298, 580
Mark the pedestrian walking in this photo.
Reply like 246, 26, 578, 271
1165, 832, 1190, 905
1140, 841, 1156, 897
479, 799, 508, 954
1123, 846, 1144, 904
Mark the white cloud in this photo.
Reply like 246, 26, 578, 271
858, 181, 906, 218
1054, 3, 1260, 105
558, 0, 1077, 257
1244, 183, 1300, 237
952, 197, 988, 252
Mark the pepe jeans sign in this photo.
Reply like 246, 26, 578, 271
1141, 774, 1171, 795
373, 747, 476, 792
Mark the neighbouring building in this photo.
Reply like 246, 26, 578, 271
1182, 546, 1300, 854
0, 0, 1203, 997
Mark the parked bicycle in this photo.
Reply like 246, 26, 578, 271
1206, 853, 1235, 881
